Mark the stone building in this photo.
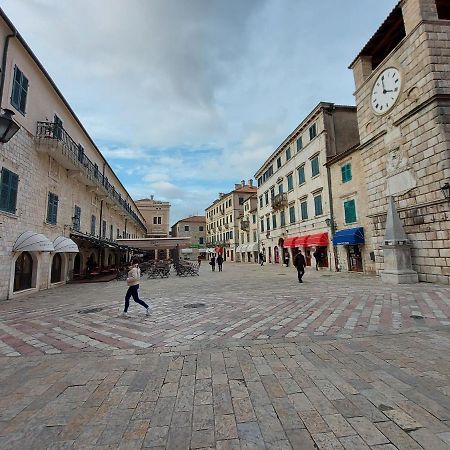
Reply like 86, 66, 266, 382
255, 103, 360, 269
171, 215, 206, 261
325, 145, 376, 273
0, 10, 146, 300
236, 195, 259, 263
349, 0, 450, 283
135, 196, 170, 238
205, 181, 257, 261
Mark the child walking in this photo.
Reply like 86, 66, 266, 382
122, 258, 150, 317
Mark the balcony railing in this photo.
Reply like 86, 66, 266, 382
36, 121, 146, 232
271, 193, 288, 211
240, 220, 249, 230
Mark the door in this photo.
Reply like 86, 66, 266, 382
274, 246, 279, 264
305, 248, 311, 266
348, 245, 363, 272
318, 246, 329, 268
51, 253, 62, 283
14, 252, 33, 291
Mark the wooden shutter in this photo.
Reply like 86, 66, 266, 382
344, 200, 356, 223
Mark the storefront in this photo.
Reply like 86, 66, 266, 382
332, 227, 365, 272
283, 232, 329, 268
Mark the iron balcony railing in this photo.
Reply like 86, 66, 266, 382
271, 192, 288, 211
36, 121, 146, 232
240, 219, 250, 230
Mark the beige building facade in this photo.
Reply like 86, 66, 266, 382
135, 196, 170, 238
205, 181, 257, 261
350, 0, 450, 283
236, 195, 259, 263
255, 103, 360, 269
0, 11, 146, 300
171, 216, 206, 261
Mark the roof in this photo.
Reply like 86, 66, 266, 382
235, 186, 257, 194
349, 1, 403, 69
173, 215, 206, 227
0, 8, 145, 224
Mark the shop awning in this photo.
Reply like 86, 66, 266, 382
306, 232, 329, 247
181, 248, 193, 254
13, 231, 55, 252
333, 227, 365, 246
241, 244, 249, 252
53, 236, 79, 253
283, 237, 297, 248
236, 245, 242, 252
247, 242, 259, 252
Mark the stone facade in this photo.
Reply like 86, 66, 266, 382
205, 181, 257, 261
135, 196, 170, 238
350, 0, 450, 283
0, 12, 146, 300
255, 103, 360, 269
236, 195, 259, 263
171, 215, 206, 261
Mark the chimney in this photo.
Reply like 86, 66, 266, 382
219, 192, 225, 198
241, 180, 245, 187
248, 179, 253, 187
150, 195, 154, 200
234, 183, 240, 190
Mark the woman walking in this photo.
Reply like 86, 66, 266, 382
122, 258, 150, 317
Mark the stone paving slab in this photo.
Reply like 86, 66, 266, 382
0, 264, 450, 448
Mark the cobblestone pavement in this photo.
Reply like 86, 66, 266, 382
0, 264, 450, 449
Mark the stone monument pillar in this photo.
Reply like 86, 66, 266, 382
380, 196, 418, 284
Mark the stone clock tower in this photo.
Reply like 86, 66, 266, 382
350, 0, 450, 284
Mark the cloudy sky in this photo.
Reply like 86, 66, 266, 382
3, 0, 397, 224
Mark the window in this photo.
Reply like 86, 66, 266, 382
296, 136, 303, 152
259, 195, 263, 208
272, 214, 277, 229
260, 219, 264, 232
199, 237, 204, 245
286, 147, 291, 160
309, 123, 317, 140
311, 156, 320, 177
73, 205, 81, 231
344, 199, 357, 223
0, 167, 19, 213
298, 165, 305, 184
253, 231, 257, 242
102, 220, 107, 237
239, 197, 244, 205
91, 215, 96, 235
230, 230, 233, 239
14, 251, 33, 292
437, 0, 450, 20
46, 192, 58, 224
314, 194, 323, 216
266, 217, 270, 231
287, 173, 294, 191
184, 225, 190, 231
270, 187, 275, 199
265, 191, 269, 205
199, 225, 204, 231
153, 216, 162, 225
277, 157, 282, 169
110, 224, 113, 240
278, 183, 284, 194
53, 114, 63, 140
51, 253, 62, 283
117, 228, 120, 238
341, 163, 352, 183
289, 205, 296, 223
301, 201, 308, 220
252, 214, 256, 224
11, 66, 28, 114
280, 210, 286, 226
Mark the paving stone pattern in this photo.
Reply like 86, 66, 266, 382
0, 264, 450, 449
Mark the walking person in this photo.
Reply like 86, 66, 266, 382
217, 254, 224, 272
122, 258, 150, 317
293, 249, 306, 283
259, 252, 265, 266
210, 255, 216, 271
313, 249, 320, 271
197, 254, 202, 267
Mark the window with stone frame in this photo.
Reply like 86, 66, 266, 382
344, 199, 357, 224
341, 163, 352, 183
311, 155, 320, 177
296, 136, 303, 152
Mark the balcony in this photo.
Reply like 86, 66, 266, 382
224, 223, 229, 229
271, 193, 288, 211
240, 219, 250, 230
35, 121, 146, 232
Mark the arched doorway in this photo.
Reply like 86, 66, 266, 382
74, 253, 81, 275
14, 252, 33, 292
274, 246, 280, 264
108, 254, 113, 266
51, 253, 62, 283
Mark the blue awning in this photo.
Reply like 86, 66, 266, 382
333, 227, 365, 246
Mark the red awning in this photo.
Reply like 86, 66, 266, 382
283, 237, 297, 248
306, 232, 329, 247
295, 235, 309, 247
214, 246, 223, 254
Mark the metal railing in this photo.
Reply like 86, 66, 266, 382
240, 220, 249, 230
271, 193, 288, 211
36, 121, 146, 232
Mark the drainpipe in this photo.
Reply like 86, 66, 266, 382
0, 31, 17, 109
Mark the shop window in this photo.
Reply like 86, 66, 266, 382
51, 253, 62, 283
344, 199, 357, 223
14, 251, 33, 292
0, 167, 19, 213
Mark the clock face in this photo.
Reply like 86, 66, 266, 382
371, 67, 401, 114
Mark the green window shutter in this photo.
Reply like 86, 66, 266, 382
341, 164, 352, 183
301, 201, 308, 220
9, 172, 18, 213
311, 157, 320, 177
298, 166, 305, 184
344, 200, 357, 223
272, 215, 277, 229
0, 168, 18, 213
296, 136, 303, 151
47, 193, 52, 223
287, 174, 293, 190
314, 195, 323, 216
280, 210, 285, 226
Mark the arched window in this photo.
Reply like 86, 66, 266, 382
14, 252, 33, 292
74, 253, 81, 275
51, 253, 62, 283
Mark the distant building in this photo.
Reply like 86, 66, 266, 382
255, 102, 359, 269
135, 196, 170, 238
205, 181, 257, 261
236, 195, 259, 263
171, 216, 206, 261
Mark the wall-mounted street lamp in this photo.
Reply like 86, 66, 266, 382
0, 109, 20, 143
325, 217, 337, 230
441, 182, 450, 201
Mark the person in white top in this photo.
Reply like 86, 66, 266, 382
122, 258, 150, 317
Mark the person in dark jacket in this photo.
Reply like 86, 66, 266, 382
217, 254, 224, 272
210, 255, 216, 271
293, 250, 306, 283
